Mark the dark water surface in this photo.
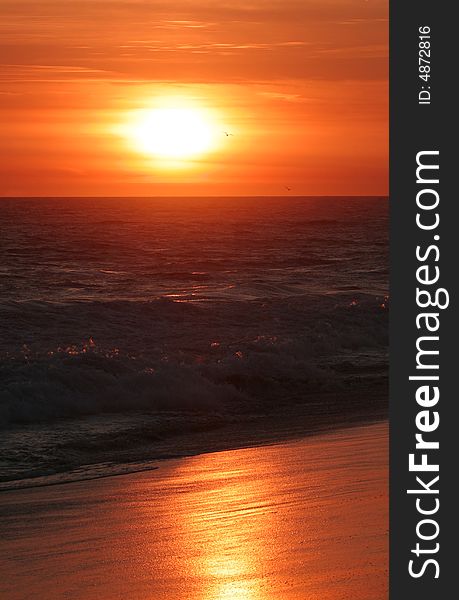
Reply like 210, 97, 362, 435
0, 197, 388, 485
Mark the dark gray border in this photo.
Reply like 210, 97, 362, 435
390, 1, 455, 596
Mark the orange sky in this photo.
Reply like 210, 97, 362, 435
0, 0, 388, 197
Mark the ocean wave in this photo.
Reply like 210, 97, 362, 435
0, 293, 388, 429
0, 197, 388, 485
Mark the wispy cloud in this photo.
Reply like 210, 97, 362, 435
0, 0, 388, 196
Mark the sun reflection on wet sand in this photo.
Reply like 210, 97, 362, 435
0, 423, 387, 600
172, 456, 275, 600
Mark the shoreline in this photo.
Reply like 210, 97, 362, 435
0, 421, 388, 600
0, 389, 387, 492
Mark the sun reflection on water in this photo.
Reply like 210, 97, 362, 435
174, 454, 275, 600
0, 425, 387, 600
123, 424, 387, 600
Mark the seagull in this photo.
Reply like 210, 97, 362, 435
224, 131, 234, 137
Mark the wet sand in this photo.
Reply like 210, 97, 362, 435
0, 422, 387, 600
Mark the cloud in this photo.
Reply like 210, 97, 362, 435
0, 0, 388, 196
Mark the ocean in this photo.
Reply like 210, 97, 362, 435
0, 197, 388, 488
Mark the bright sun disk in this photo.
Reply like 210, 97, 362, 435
129, 107, 216, 161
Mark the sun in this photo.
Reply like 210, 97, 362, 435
127, 106, 217, 161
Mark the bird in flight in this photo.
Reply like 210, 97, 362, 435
224, 131, 234, 137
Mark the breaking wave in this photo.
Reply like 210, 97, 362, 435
0, 196, 388, 485
0, 293, 388, 428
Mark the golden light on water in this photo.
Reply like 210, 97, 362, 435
0, 424, 388, 600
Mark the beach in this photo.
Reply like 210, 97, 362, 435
1, 1, 389, 596
0, 421, 387, 600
